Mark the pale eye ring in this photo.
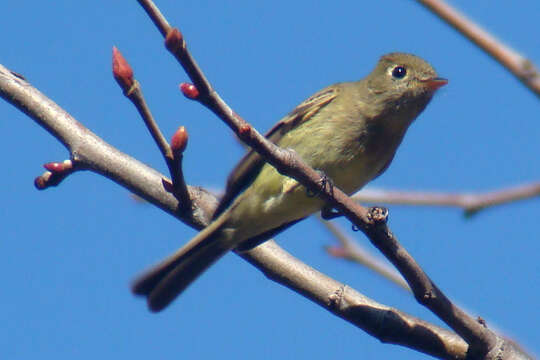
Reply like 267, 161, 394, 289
392, 66, 407, 79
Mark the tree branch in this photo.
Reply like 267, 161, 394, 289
112, 47, 192, 210
417, 0, 540, 98
0, 64, 215, 230
320, 216, 411, 292
352, 183, 540, 216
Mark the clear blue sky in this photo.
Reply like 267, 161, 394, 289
2, 1, 539, 359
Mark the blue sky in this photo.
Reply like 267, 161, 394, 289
2, 1, 539, 359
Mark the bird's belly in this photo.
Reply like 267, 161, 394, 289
228, 153, 381, 241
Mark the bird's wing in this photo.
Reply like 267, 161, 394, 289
212, 86, 339, 218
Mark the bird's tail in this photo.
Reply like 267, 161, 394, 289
131, 214, 234, 312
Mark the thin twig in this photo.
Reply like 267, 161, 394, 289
113, 47, 192, 210
112, 47, 172, 161
353, 183, 540, 216
417, 0, 540, 98
136, 0, 170, 37
241, 240, 469, 360
319, 215, 411, 292
0, 64, 217, 229
168, 126, 192, 210
130, 81, 173, 159
363, 208, 497, 357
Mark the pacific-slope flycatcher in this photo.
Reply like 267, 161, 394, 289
133, 52, 447, 312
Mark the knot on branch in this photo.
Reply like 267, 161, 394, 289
165, 28, 185, 53
367, 206, 389, 225
328, 285, 345, 309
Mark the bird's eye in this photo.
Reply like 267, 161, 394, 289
392, 66, 407, 79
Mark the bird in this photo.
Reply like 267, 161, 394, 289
132, 52, 447, 312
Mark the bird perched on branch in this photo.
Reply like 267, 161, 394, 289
132, 52, 447, 312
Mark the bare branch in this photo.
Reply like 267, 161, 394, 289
241, 240, 469, 360
319, 216, 411, 292
136, 0, 171, 37
167, 126, 191, 209
352, 183, 540, 216
362, 207, 499, 357
112, 46, 170, 162
417, 0, 540, 98
0, 63, 215, 230
112, 47, 192, 210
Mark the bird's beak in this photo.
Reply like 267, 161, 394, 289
421, 77, 448, 91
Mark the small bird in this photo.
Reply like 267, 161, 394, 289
132, 52, 447, 312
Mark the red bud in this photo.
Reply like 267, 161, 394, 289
171, 126, 188, 154
44, 162, 63, 172
112, 46, 134, 90
239, 124, 251, 136
165, 28, 184, 53
34, 174, 49, 189
180, 83, 199, 99
43, 160, 73, 173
